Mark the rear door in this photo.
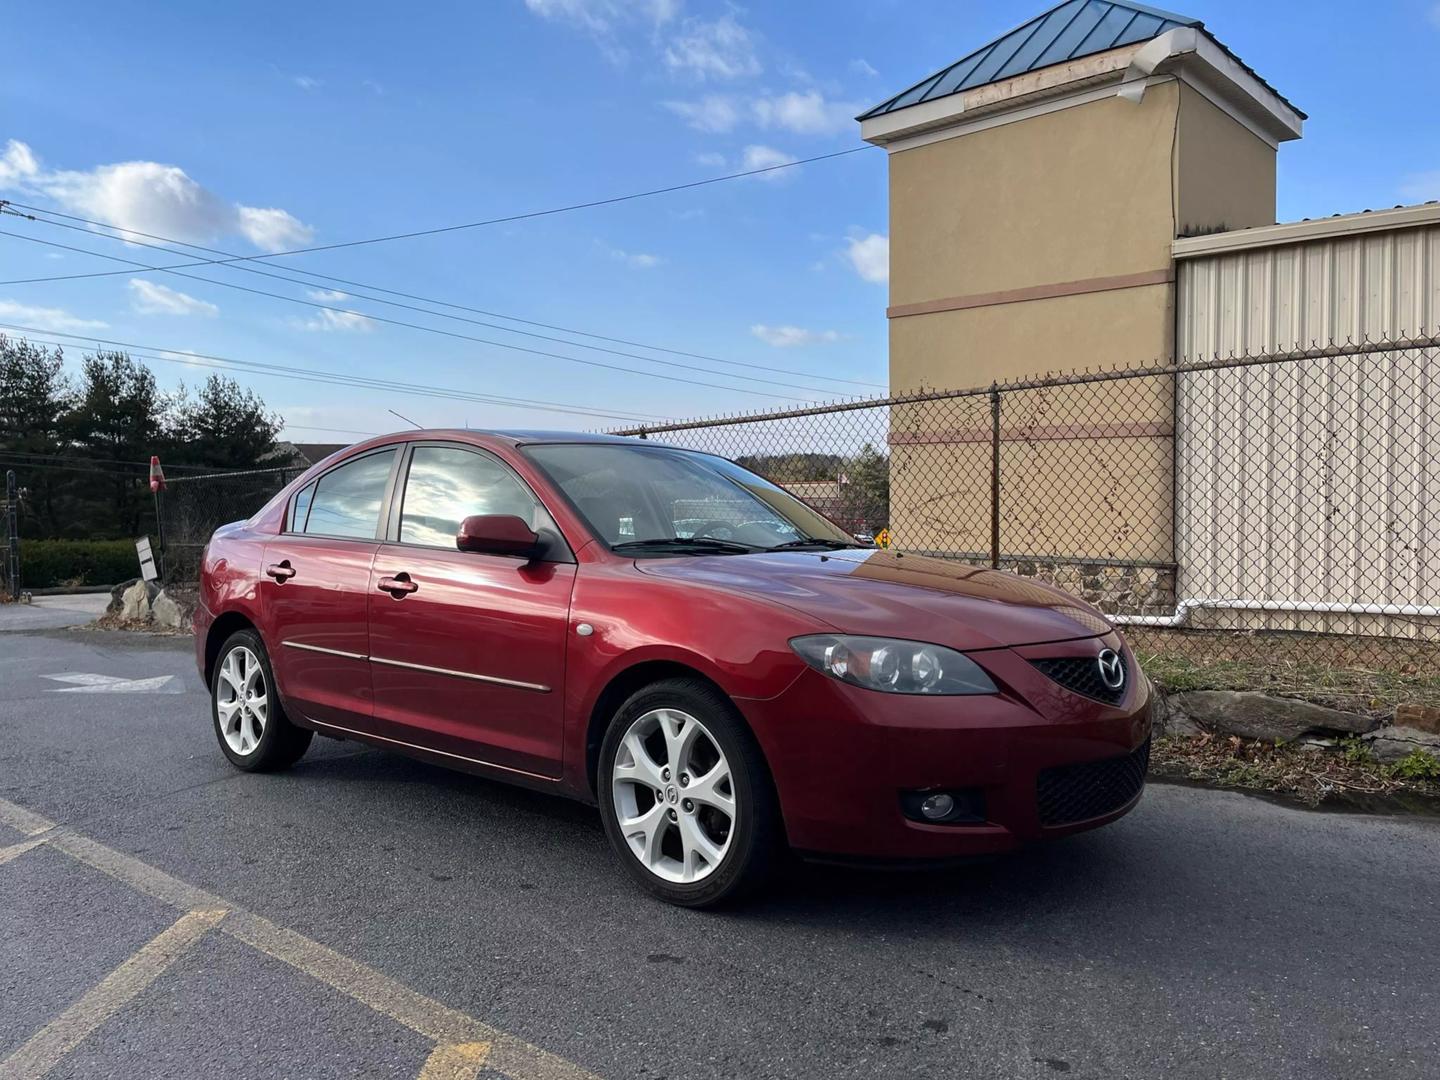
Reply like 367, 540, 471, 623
261, 446, 400, 729
367, 442, 576, 779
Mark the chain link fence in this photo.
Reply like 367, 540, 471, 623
158, 467, 295, 584
154, 334, 1440, 687
613, 333, 1440, 680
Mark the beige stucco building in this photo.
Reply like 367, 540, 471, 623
861, 0, 1304, 391
856, 1, 1440, 637
857, 0, 1304, 576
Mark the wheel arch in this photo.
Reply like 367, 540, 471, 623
584, 660, 736, 800
204, 610, 260, 687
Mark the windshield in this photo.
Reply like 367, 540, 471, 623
524, 443, 860, 552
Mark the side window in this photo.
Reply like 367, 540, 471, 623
399, 446, 552, 548
302, 449, 396, 539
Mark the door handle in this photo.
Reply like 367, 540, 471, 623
377, 573, 418, 598
265, 561, 296, 582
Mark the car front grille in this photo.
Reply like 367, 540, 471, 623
1029, 653, 1127, 705
1036, 738, 1150, 827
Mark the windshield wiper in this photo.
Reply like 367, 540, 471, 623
612, 536, 760, 555
768, 537, 868, 551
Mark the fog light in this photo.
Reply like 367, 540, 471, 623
900, 787, 987, 825
920, 793, 955, 820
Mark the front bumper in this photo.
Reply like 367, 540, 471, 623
741, 632, 1152, 860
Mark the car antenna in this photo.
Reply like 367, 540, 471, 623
387, 408, 423, 429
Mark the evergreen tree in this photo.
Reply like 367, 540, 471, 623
169, 374, 283, 469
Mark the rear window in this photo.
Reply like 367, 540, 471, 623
295, 450, 395, 539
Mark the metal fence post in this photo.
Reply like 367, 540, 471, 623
989, 383, 1001, 569
5, 470, 19, 598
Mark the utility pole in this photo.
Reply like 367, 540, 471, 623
5, 470, 19, 599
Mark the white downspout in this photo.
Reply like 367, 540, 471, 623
1115, 27, 1199, 103
1111, 598, 1440, 628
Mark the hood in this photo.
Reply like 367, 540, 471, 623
634, 549, 1112, 651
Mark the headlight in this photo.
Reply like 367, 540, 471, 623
789, 635, 997, 695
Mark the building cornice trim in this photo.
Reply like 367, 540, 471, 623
888, 268, 1175, 320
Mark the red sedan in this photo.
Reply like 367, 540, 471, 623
195, 431, 1151, 907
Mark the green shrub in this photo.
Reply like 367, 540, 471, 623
1388, 749, 1440, 782
16, 539, 142, 589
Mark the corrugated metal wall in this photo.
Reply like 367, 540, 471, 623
1174, 223, 1440, 635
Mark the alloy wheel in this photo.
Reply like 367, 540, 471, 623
216, 646, 267, 756
610, 707, 736, 884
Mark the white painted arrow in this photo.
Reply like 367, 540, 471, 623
44, 673, 181, 694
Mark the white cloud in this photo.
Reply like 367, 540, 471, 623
663, 14, 760, 80
609, 247, 662, 268
524, 0, 678, 62
693, 151, 727, 168
662, 94, 740, 133
741, 145, 797, 181
293, 75, 321, 91
750, 324, 841, 348
845, 233, 889, 284
300, 308, 376, 333
0, 139, 39, 185
235, 206, 315, 251
0, 141, 315, 254
298, 289, 375, 331
0, 299, 107, 333
128, 279, 219, 317
850, 58, 879, 78
1398, 170, 1440, 204
752, 90, 858, 136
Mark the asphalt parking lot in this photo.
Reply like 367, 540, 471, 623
2, 621, 1438, 1079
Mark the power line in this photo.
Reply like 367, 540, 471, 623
0, 456, 157, 479
0, 448, 232, 473
0, 228, 829, 403
4, 211, 859, 396
282, 424, 380, 438
0, 323, 677, 425
0, 201, 887, 392
0, 145, 870, 265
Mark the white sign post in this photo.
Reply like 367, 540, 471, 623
135, 537, 159, 583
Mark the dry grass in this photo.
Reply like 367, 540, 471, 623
1132, 629, 1440, 717
1152, 733, 1440, 808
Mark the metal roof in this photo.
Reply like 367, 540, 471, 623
858, 0, 1201, 120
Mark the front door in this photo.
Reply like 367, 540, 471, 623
260, 446, 399, 728
367, 443, 576, 779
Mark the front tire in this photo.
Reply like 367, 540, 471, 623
211, 629, 312, 772
598, 677, 781, 907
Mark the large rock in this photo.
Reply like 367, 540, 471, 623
1166, 690, 1379, 743
1394, 703, 1440, 736
108, 577, 158, 615
118, 580, 152, 622
1151, 690, 1202, 738
150, 589, 186, 630
1364, 725, 1440, 764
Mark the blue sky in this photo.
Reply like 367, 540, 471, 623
2, 0, 1438, 440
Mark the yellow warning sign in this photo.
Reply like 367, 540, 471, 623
874, 528, 892, 549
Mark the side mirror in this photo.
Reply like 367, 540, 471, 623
456, 515, 542, 559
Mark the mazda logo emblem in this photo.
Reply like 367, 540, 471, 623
1097, 649, 1125, 691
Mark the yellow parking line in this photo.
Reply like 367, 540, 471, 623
0, 907, 227, 1080
0, 800, 57, 837
417, 1042, 492, 1080
0, 837, 47, 866
0, 796, 603, 1080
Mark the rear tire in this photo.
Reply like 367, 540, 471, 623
211, 629, 312, 772
598, 677, 781, 908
